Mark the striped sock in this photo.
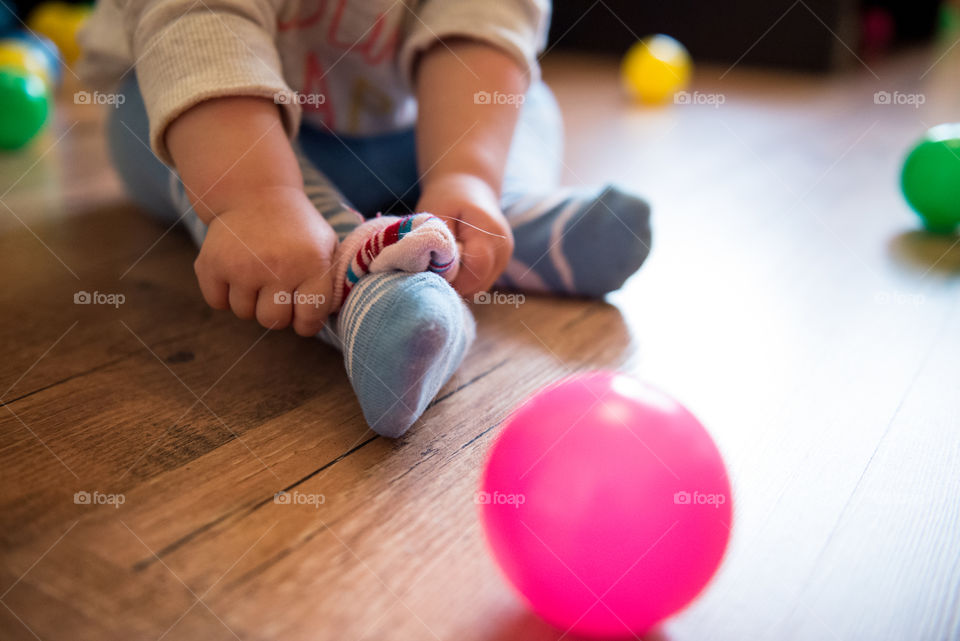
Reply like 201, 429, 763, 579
299, 149, 470, 436
334, 271, 475, 438
496, 185, 652, 297
294, 142, 364, 242
329, 213, 459, 310
317, 212, 464, 400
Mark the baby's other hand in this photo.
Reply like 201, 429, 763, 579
416, 173, 514, 296
194, 186, 337, 336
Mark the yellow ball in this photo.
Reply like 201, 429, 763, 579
27, 2, 91, 65
621, 34, 692, 104
0, 41, 54, 86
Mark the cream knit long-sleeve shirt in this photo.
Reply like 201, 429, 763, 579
78, 0, 550, 165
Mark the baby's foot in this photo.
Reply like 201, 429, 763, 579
334, 271, 475, 437
497, 186, 652, 297
319, 212, 471, 437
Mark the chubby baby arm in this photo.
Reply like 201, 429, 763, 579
166, 97, 337, 336
415, 39, 529, 296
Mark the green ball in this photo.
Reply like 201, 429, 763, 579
0, 67, 50, 150
901, 123, 960, 234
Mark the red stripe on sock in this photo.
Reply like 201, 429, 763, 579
381, 220, 401, 251
357, 237, 375, 271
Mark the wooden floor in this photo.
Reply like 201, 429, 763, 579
3, 42, 960, 641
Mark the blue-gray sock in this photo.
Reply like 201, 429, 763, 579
497, 185, 652, 297
298, 145, 476, 436
328, 271, 475, 438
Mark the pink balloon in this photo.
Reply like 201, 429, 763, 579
479, 371, 732, 638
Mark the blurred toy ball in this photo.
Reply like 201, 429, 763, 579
621, 34, 692, 104
27, 1, 91, 64
479, 371, 732, 639
901, 123, 960, 234
0, 37, 58, 86
5, 31, 62, 85
0, 67, 50, 149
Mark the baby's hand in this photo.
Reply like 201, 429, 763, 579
417, 173, 514, 296
194, 186, 337, 336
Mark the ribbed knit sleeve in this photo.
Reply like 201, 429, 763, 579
398, 0, 550, 88
117, 0, 298, 164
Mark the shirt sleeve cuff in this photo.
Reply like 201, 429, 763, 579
133, 11, 300, 165
398, 0, 549, 90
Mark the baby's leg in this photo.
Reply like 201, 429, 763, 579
497, 84, 652, 297
331, 270, 474, 437
106, 74, 208, 245
295, 122, 476, 437
108, 80, 472, 438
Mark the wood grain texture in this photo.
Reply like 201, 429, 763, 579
2, 41, 960, 641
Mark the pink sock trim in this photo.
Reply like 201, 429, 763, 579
330, 213, 460, 311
